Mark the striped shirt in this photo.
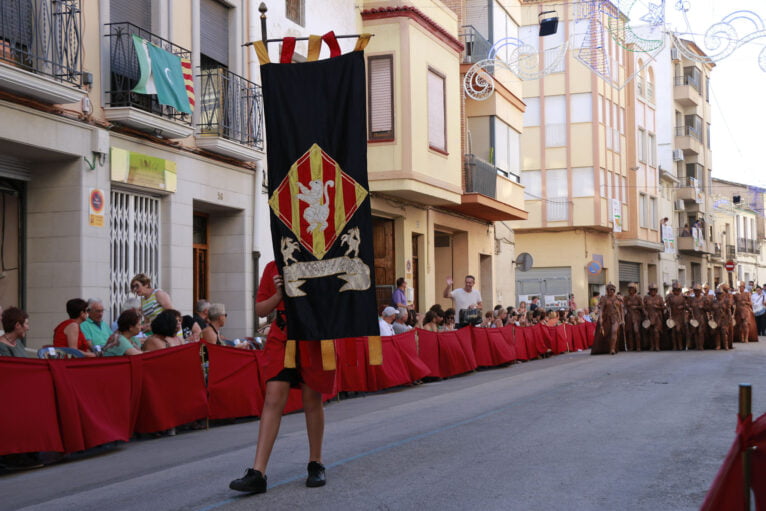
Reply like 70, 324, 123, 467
141, 289, 165, 323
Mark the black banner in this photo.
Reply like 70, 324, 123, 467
261, 50, 378, 341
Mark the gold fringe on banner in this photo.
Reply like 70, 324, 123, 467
253, 40, 271, 65
354, 33, 373, 51
320, 340, 336, 370
368, 335, 382, 366
307, 35, 322, 62
284, 340, 297, 368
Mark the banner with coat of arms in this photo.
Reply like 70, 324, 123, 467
260, 41, 379, 342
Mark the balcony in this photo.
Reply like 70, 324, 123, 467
674, 75, 701, 107
678, 234, 711, 255
0, 0, 84, 104
675, 125, 703, 155
195, 66, 264, 161
460, 25, 491, 64
737, 238, 760, 254
441, 154, 527, 222
712, 242, 722, 260
104, 22, 193, 139
726, 244, 736, 260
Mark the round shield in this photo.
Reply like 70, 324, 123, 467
642, 319, 651, 329
690, 319, 699, 327
709, 320, 718, 330
666, 318, 676, 328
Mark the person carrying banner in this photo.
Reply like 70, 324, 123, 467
229, 261, 334, 494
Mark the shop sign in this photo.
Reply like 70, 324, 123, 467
110, 147, 177, 193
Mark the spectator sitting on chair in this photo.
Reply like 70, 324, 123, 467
378, 306, 397, 337
421, 308, 444, 332
103, 310, 143, 357
442, 308, 457, 331
53, 298, 95, 357
392, 307, 413, 335
201, 304, 248, 348
81, 298, 113, 350
0, 307, 30, 358
144, 310, 184, 351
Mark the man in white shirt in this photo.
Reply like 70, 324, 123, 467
443, 275, 483, 327
378, 306, 397, 337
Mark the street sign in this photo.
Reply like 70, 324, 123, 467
725, 260, 736, 272
587, 260, 603, 275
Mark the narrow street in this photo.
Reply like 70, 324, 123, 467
4, 340, 766, 511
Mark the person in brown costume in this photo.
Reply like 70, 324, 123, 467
687, 283, 709, 350
623, 282, 644, 351
734, 280, 754, 343
665, 282, 688, 351
709, 290, 730, 350
597, 283, 624, 355
719, 283, 736, 349
643, 283, 665, 351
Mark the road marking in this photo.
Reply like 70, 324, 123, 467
196, 402, 514, 510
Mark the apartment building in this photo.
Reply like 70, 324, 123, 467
0, 0, 266, 347
508, 0, 630, 307
671, 38, 715, 287
361, 0, 527, 311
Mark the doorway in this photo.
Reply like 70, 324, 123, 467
373, 217, 395, 312
193, 212, 209, 304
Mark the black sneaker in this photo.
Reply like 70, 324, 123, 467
306, 461, 326, 488
229, 468, 267, 493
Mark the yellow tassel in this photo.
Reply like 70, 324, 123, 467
320, 340, 336, 370
252, 41, 271, 65
354, 33, 373, 51
307, 35, 322, 62
368, 335, 382, 366
284, 340, 297, 368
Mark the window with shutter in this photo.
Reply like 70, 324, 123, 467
201, 0, 229, 68
427, 68, 446, 152
368, 55, 393, 141
110, 0, 152, 31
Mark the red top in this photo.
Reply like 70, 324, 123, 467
53, 319, 90, 352
257, 261, 285, 311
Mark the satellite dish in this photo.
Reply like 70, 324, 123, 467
516, 252, 533, 272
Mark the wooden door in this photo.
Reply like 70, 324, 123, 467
373, 217, 395, 312
193, 213, 209, 303
411, 233, 421, 312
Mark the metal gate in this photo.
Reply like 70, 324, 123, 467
515, 267, 571, 309
110, 190, 160, 322
618, 261, 641, 283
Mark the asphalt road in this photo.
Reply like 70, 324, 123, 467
4, 339, 766, 511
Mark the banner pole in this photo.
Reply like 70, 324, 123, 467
739, 383, 752, 511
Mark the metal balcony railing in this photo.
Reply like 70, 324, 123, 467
713, 243, 722, 258
464, 154, 497, 198
726, 244, 736, 258
198, 66, 264, 150
738, 238, 759, 254
105, 22, 191, 124
460, 25, 491, 64
0, 0, 82, 86
674, 75, 700, 92
675, 125, 702, 141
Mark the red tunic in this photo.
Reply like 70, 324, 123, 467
257, 261, 336, 394
53, 319, 90, 352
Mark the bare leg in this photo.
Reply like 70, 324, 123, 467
302, 385, 325, 463
252, 381, 291, 473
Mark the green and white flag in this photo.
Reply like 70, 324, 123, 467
131, 35, 191, 114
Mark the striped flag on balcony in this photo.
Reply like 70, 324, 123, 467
181, 57, 195, 111
131, 35, 192, 114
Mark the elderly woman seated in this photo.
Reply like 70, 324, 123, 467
201, 303, 249, 348
143, 309, 184, 352
0, 307, 30, 358
103, 310, 143, 356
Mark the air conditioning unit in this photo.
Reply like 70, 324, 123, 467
674, 199, 685, 211
671, 47, 680, 61
672, 149, 684, 161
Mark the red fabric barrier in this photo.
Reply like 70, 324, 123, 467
391, 330, 430, 382
505, 326, 529, 361
455, 327, 477, 369
437, 331, 475, 377
584, 321, 596, 348
519, 325, 547, 357
133, 344, 208, 433
207, 344, 264, 420
49, 357, 136, 452
416, 329, 442, 378
570, 323, 586, 351
554, 325, 571, 354
0, 358, 63, 455
336, 337, 369, 392
702, 413, 766, 510
368, 336, 412, 390
486, 329, 515, 365
470, 327, 495, 367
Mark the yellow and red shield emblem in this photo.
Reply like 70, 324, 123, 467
268, 144, 368, 260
